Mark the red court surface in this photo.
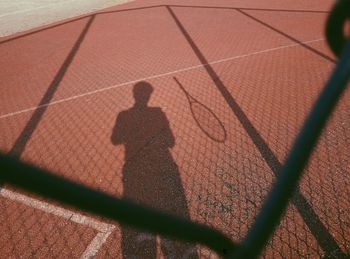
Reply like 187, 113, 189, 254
1, 0, 349, 258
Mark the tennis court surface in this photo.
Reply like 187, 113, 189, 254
1, 0, 349, 258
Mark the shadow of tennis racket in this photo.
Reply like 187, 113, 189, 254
173, 77, 227, 143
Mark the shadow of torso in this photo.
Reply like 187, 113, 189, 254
112, 104, 198, 258
113, 106, 186, 213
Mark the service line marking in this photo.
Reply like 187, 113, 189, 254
0, 38, 325, 120
0, 188, 115, 258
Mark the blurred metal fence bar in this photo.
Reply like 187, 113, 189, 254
1, 0, 349, 258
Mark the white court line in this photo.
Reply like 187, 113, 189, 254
0, 38, 325, 120
0, 188, 115, 258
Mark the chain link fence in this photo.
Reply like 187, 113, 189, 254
1, 0, 349, 258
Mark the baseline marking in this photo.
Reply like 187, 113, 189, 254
0, 188, 115, 258
0, 38, 325, 120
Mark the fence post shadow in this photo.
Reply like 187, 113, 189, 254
166, 5, 346, 258
9, 15, 95, 158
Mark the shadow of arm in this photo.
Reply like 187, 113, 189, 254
111, 113, 124, 146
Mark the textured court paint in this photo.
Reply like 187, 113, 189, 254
0, 38, 324, 119
1, 0, 349, 258
0, 188, 115, 258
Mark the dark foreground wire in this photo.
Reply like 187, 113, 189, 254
1, 1, 349, 258
234, 2, 350, 256
0, 154, 236, 257
233, 39, 350, 259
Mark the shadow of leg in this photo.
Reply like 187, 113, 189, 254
122, 227, 156, 259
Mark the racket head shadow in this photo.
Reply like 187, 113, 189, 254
190, 102, 227, 143
173, 77, 227, 143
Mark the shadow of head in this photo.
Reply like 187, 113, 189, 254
133, 81, 153, 107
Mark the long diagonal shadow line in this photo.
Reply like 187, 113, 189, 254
236, 9, 336, 63
0, 4, 329, 46
169, 4, 329, 14
9, 15, 95, 157
0, 5, 162, 45
166, 6, 346, 258
238, 7, 329, 13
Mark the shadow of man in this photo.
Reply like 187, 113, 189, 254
111, 81, 198, 258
